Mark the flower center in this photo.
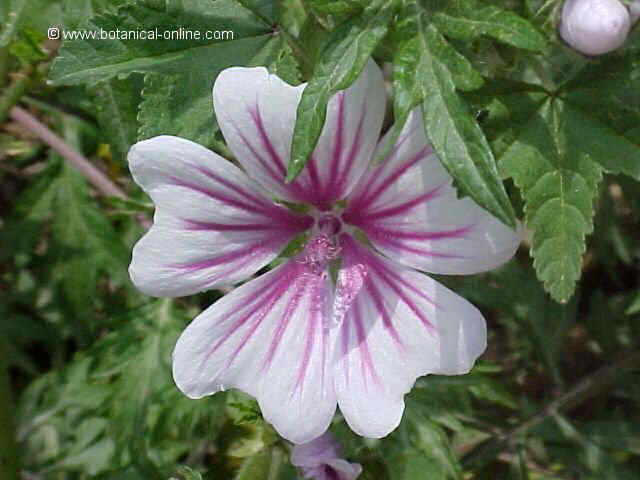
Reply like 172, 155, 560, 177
317, 214, 342, 236
302, 234, 341, 275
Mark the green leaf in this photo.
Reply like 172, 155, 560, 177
50, 0, 274, 85
286, 0, 394, 181
49, 0, 283, 147
393, 5, 515, 228
52, 162, 129, 333
172, 466, 204, 480
89, 76, 142, 163
108, 299, 182, 474
433, 0, 547, 52
561, 103, 640, 181
0, 0, 29, 46
234, 0, 279, 25
626, 291, 640, 315
62, 0, 129, 29
235, 448, 286, 480
137, 35, 281, 147
500, 99, 602, 302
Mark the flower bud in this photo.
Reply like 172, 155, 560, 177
291, 432, 362, 480
560, 0, 631, 55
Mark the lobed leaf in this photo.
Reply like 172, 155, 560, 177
89, 76, 142, 164
50, 0, 282, 148
433, 0, 547, 52
392, 7, 515, 228
501, 99, 602, 302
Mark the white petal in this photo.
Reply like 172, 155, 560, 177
332, 235, 486, 438
212, 61, 386, 208
128, 136, 311, 296
344, 110, 520, 275
172, 259, 336, 444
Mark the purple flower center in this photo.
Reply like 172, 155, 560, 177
302, 234, 341, 274
317, 214, 342, 236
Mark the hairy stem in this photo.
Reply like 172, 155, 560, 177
9, 106, 126, 199
461, 350, 640, 470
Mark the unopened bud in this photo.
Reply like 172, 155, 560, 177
560, 0, 631, 55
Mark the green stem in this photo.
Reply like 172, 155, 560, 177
461, 350, 640, 470
0, 339, 20, 480
0, 69, 31, 124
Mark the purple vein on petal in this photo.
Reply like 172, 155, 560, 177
366, 234, 468, 261
182, 220, 292, 232
334, 103, 367, 197
352, 301, 380, 390
262, 268, 311, 371
197, 278, 280, 374
293, 277, 329, 395
370, 261, 435, 333
339, 236, 403, 349
227, 113, 286, 186
364, 278, 404, 348
327, 93, 346, 199
355, 184, 446, 224
346, 146, 432, 214
203, 264, 303, 380
342, 234, 436, 332
171, 238, 280, 273
191, 164, 271, 211
169, 177, 264, 214
248, 104, 287, 176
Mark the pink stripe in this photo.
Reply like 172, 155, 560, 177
352, 301, 380, 390
372, 263, 434, 331
305, 154, 324, 197
370, 234, 467, 260
326, 93, 346, 199
182, 214, 312, 233
182, 220, 290, 232
358, 223, 475, 245
374, 258, 439, 309
262, 270, 311, 370
341, 234, 437, 330
347, 146, 431, 214
340, 315, 351, 386
249, 105, 287, 175
172, 238, 279, 272
364, 277, 404, 348
192, 164, 269, 210
170, 177, 266, 215
335, 104, 366, 196
199, 278, 281, 371
353, 184, 446, 223
215, 263, 300, 370
293, 279, 323, 393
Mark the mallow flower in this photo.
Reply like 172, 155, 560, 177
291, 432, 362, 480
560, 0, 631, 55
128, 61, 520, 444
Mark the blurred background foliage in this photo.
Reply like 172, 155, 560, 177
1, 0, 640, 479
